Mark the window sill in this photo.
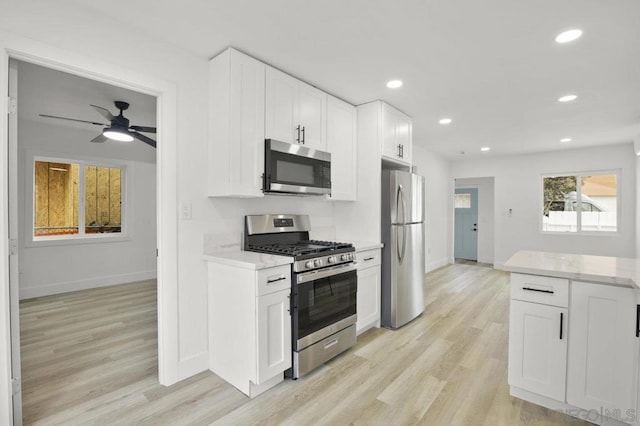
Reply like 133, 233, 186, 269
540, 230, 621, 237
24, 233, 132, 248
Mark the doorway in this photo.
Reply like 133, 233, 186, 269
454, 188, 478, 261
8, 58, 159, 424
453, 177, 495, 265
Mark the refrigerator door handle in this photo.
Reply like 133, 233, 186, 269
397, 184, 407, 224
397, 224, 405, 264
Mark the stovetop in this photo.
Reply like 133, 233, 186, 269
247, 240, 353, 258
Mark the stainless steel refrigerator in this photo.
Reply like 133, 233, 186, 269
381, 170, 426, 329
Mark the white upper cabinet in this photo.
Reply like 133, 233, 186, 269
265, 66, 327, 151
208, 48, 265, 198
381, 102, 412, 165
265, 67, 299, 145
326, 95, 356, 201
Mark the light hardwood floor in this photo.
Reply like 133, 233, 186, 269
20, 264, 592, 425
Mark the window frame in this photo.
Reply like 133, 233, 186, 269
25, 151, 131, 247
540, 169, 621, 235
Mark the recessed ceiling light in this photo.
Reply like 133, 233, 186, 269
555, 29, 583, 44
439, 118, 452, 125
560, 138, 572, 143
558, 94, 578, 103
480, 147, 490, 152
386, 79, 403, 89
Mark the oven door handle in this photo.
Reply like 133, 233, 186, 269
296, 263, 357, 285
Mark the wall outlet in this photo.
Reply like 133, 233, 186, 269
180, 202, 192, 220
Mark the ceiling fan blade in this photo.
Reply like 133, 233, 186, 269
40, 114, 106, 126
129, 125, 157, 133
91, 134, 108, 143
90, 104, 115, 121
132, 131, 157, 148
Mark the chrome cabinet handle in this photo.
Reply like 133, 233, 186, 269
301, 126, 305, 144
364, 257, 374, 261
267, 276, 286, 284
296, 125, 301, 143
559, 312, 564, 340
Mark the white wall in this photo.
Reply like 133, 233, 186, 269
450, 143, 636, 266
455, 177, 495, 264
0, 7, 340, 403
17, 120, 157, 299
412, 146, 450, 272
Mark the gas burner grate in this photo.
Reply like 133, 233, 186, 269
247, 240, 353, 257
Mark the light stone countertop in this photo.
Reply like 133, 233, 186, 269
203, 248, 292, 271
350, 241, 384, 252
502, 250, 640, 289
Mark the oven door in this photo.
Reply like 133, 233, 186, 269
293, 263, 357, 350
264, 139, 331, 195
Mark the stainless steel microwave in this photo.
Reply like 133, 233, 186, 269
263, 139, 331, 195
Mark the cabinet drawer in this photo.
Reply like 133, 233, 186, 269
257, 265, 291, 296
510, 273, 569, 308
357, 249, 381, 270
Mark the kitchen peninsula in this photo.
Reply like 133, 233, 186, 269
503, 250, 640, 426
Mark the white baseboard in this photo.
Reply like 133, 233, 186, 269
177, 351, 209, 381
426, 258, 450, 273
19, 270, 157, 300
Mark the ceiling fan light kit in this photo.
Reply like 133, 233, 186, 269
103, 127, 134, 142
39, 100, 157, 148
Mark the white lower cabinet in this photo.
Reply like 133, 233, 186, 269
509, 273, 640, 425
208, 262, 291, 398
567, 281, 638, 420
356, 248, 381, 335
508, 300, 568, 401
256, 288, 292, 384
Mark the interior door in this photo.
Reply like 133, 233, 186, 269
8, 59, 22, 425
454, 187, 478, 261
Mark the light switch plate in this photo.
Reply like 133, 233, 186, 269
180, 202, 192, 220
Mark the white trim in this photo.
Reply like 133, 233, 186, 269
19, 270, 157, 300
426, 258, 449, 273
0, 30, 180, 424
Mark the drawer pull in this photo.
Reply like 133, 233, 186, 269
267, 276, 286, 284
559, 312, 564, 340
364, 257, 375, 261
522, 287, 554, 294
324, 338, 338, 349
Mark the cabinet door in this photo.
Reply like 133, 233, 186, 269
567, 282, 638, 416
508, 300, 568, 401
256, 288, 292, 384
327, 96, 356, 201
229, 49, 265, 196
298, 82, 327, 151
265, 67, 299, 144
356, 265, 381, 334
381, 103, 399, 159
396, 113, 412, 163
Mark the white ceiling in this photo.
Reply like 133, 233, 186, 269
13, 0, 640, 158
17, 60, 157, 136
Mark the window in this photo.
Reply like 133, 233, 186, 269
455, 193, 471, 209
33, 157, 125, 240
542, 171, 618, 233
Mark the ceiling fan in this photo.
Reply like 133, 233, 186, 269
39, 101, 156, 148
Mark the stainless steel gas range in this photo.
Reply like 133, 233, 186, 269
244, 214, 357, 378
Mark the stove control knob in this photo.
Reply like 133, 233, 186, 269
327, 256, 336, 264
314, 259, 321, 267
305, 260, 314, 269
340, 254, 347, 261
